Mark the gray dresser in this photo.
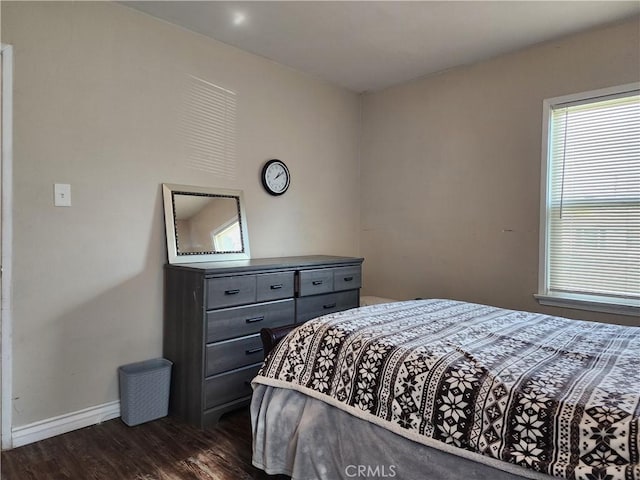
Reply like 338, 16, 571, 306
164, 255, 364, 428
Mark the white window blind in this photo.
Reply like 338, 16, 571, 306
544, 90, 639, 307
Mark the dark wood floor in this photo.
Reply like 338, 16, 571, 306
1, 408, 280, 480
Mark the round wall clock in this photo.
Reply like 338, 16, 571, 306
261, 159, 290, 196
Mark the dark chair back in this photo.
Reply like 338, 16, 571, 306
260, 324, 297, 356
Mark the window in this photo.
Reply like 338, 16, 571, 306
536, 84, 640, 316
212, 219, 242, 252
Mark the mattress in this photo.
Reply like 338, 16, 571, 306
252, 299, 640, 480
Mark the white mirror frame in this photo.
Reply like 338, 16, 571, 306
162, 183, 251, 264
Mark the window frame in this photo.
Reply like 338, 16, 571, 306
535, 82, 640, 317
211, 217, 242, 252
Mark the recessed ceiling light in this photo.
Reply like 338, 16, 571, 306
232, 12, 246, 26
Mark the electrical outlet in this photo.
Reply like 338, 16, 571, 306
54, 184, 71, 207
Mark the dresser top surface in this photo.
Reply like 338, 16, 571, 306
166, 255, 364, 275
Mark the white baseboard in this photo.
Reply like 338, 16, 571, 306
11, 400, 121, 448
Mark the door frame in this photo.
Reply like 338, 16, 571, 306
1, 43, 14, 450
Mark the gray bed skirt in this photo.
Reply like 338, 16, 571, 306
251, 384, 558, 480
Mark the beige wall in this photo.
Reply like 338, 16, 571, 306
360, 18, 640, 327
2, 2, 361, 426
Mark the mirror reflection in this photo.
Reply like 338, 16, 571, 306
173, 194, 243, 254
162, 184, 250, 264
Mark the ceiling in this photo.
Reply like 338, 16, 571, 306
123, 1, 640, 93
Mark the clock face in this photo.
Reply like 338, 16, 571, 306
262, 159, 290, 196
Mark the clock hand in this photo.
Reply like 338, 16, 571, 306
274, 172, 283, 179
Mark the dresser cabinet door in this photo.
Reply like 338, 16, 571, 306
296, 290, 359, 323
298, 269, 334, 296
333, 266, 362, 292
206, 299, 295, 343
206, 275, 256, 309
205, 334, 264, 376
204, 364, 261, 409
256, 272, 295, 302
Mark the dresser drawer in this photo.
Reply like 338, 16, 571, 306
206, 275, 256, 309
205, 334, 264, 376
333, 265, 362, 292
204, 364, 261, 409
256, 272, 295, 302
206, 298, 295, 343
298, 269, 334, 296
296, 290, 359, 323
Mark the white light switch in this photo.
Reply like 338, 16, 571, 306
54, 184, 71, 207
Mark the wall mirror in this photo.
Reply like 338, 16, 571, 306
162, 184, 251, 264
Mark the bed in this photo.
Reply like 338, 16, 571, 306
250, 299, 640, 480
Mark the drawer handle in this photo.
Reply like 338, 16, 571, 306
343, 276, 354, 282
323, 303, 337, 309
312, 280, 324, 286
270, 284, 283, 290
246, 347, 263, 355
225, 289, 240, 295
245, 316, 265, 324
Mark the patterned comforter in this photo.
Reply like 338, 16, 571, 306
254, 299, 640, 480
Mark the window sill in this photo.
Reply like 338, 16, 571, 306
534, 293, 640, 317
